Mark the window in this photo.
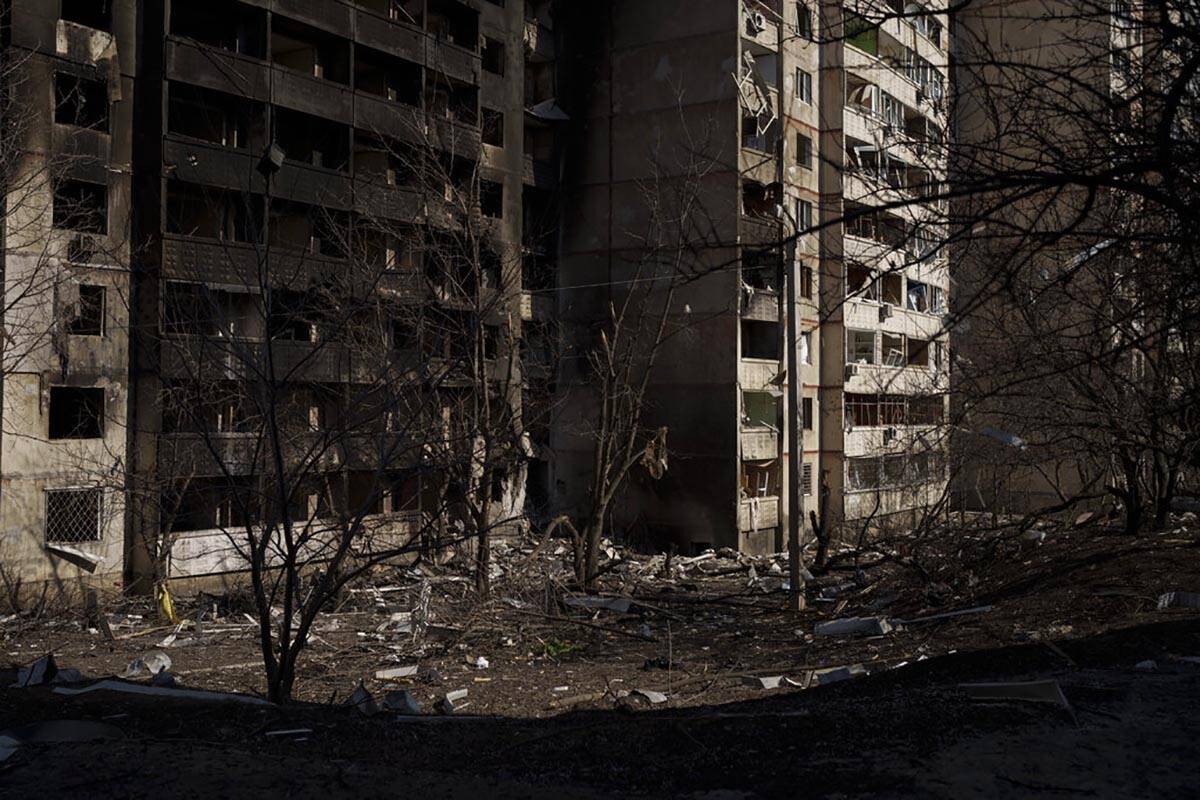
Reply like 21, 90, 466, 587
882, 333, 905, 366
742, 461, 778, 497
55, 73, 109, 131
800, 263, 813, 300
742, 391, 777, 429
880, 272, 903, 305
906, 280, 929, 312
802, 463, 813, 495
848, 330, 876, 364
479, 179, 503, 218
795, 2, 813, 38
741, 319, 780, 360
802, 397, 813, 430
53, 180, 108, 234
481, 107, 504, 146
796, 199, 813, 232
61, 0, 112, 30
795, 133, 812, 168
907, 337, 930, 367
48, 387, 104, 439
845, 393, 878, 427
847, 457, 878, 491
482, 36, 505, 75
69, 285, 105, 336
846, 262, 877, 301
795, 68, 812, 104
45, 488, 101, 543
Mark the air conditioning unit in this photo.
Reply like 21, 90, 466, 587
844, 363, 859, 380
883, 426, 897, 443
879, 303, 893, 321
747, 10, 767, 34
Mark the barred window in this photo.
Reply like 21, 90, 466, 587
45, 488, 101, 543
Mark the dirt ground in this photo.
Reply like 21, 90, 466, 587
3, 516, 1200, 797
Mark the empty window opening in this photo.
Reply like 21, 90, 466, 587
53, 180, 108, 235
802, 397, 813, 430
742, 391, 778, 429
882, 333, 905, 366
742, 460, 779, 498
55, 73, 109, 131
171, 0, 267, 57
742, 181, 780, 218
481, 107, 504, 146
482, 37, 505, 74
61, 0, 112, 30
271, 17, 350, 84
742, 248, 778, 291
49, 386, 105, 439
427, 0, 480, 50
354, 47, 422, 105
846, 262, 877, 301
795, 68, 813, 103
45, 488, 101, 543
795, 133, 812, 168
69, 285, 106, 336
880, 271, 903, 305
907, 337, 930, 367
480, 179, 503, 218
741, 319, 780, 360
168, 83, 258, 149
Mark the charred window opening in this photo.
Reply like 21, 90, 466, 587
48, 387, 104, 439
163, 477, 258, 533
166, 181, 261, 242
741, 460, 779, 498
55, 73, 109, 132
168, 83, 259, 150
481, 108, 504, 147
741, 319, 780, 360
271, 17, 350, 84
355, 46, 422, 106
482, 37, 505, 75
68, 285, 106, 337
427, 0, 480, 50
171, 0, 267, 57
742, 248, 778, 291
61, 0, 112, 31
269, 290, 317, 343
742, 181, 780, 218
53, 180, 108, 235
480, 179, 503, 218
275, 108, 350, 171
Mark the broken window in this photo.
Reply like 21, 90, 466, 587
742, 181, 780, 218
68, 285, 106, 336
795, 2, 813, 38
48, 387, 104, 439
906, 280, 929, 312
802, 397, 813, 430
907, 337, 930, 367
847, 329, 876, 364
800, 263, 814, 300
427, 0, 480, 50
742, 391, 777, 429
846, 262, 877, 301
168, 82, 255, 149
61, 0, 112, 30
45, 488, 101, 543
55, 73, 109, 132
741, 319, 780, 360
53, 180, 108, 235
882, 333, 905, 366
846, 457, 878, 491
930, 285, 946, 314
845, 393, 878, 427
742, 115, 778, 154
481, 107, 504, 147
880, 271, 903, 305
742, 248, 778, 291
880, 395, 905, 425
482, 37, 505, 74
741, 460, 779, 498
801, 330, 813, 364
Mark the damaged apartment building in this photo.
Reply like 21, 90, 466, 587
0, 0, 950, 593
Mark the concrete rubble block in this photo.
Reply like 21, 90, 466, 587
375, 665, 419, 680
1135, 659, 1158, 671
812, 664, 868, 686
1157, 591, 1200, 611
382, 690, 422, 715
813, 616, 894, 637
958, 680, 1071, 710
436, 688, 469, 715
563, 595, 633, 614
0, 719, 123, 763
12, 654, 57, 688
143, 651, 172, 675
741, 675, 783, 690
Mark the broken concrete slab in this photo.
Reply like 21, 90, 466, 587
812, 664, 868, 685
436, 688, 468, 715
382, 690, 421, 715
563, 595, 633, 614
1157, 591, 1200, 611
346, 682, 380, 716
54, 680, 272, 706
741, 675, 783, 690
375, 665, 419, 680
813, 616, 893, 637
0, 719, 123, 763
959, 680, 1071, 711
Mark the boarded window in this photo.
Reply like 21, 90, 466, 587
48, 387, 104, 439
45, 488, 101, 543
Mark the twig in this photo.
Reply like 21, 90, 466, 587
509, 608, 656, 642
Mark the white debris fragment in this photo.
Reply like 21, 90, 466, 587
813, 616, 893, 637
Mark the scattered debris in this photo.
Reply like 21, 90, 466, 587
563, 596, 633, 614
632, 688, 668, 704
1157, 591, 1200, 611
741, 675, 783, 690
150, 670, 177, 688
382, 690, 422, 715
812, 664, 868, 686
346, 682, 380, 716
54, 680, 272, 705
895, 605, 995, 625
12, 654, 57, 688
813, 617, 893, 637
122, 650, 172, 679
468, 656, 490, 670
375, 665, 419, 680
0, 719, 123, 763
1135, 660, 1158, 671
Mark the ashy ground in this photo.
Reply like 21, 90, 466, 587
2, 518, 1199, 797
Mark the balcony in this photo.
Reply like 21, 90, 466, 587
740, 427, 779, 461
352, 179, 422, 221
738, 496, 780, 532
741, 287, 779, 322
164, 137, 261, 194
354, 7, 425, 63
353, 91, 423, 143
523, 19, 555, 62
271, 65, 353, 123
165, 37, 271, 101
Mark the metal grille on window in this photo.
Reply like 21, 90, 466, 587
45, 488, 102, 543
802, 463, 813, 496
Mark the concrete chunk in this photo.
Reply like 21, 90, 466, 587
375, 665, 419, 680
813, 664, 867, 685
1157, 591, 1200, 611
741, 675, 783, 690
382, 690, 421, 715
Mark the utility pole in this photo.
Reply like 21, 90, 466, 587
774, 10, 806, 612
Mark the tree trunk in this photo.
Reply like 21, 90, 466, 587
581, 516, 604, 587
